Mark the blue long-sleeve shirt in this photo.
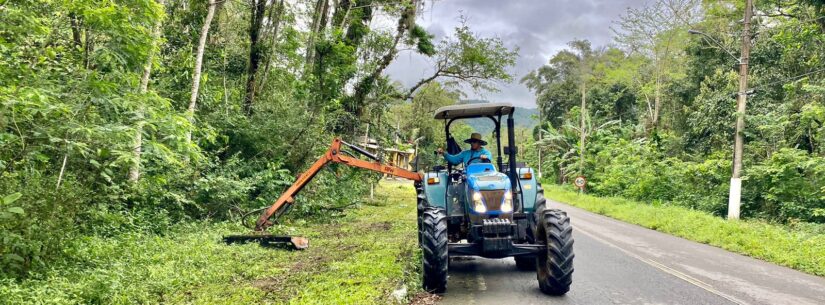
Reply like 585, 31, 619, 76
444, 148, 493, 166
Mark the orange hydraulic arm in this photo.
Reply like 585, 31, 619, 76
254, 138, 423, 231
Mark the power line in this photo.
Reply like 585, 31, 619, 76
751, 67, 825, 91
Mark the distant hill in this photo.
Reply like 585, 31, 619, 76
458, 100, 538, 135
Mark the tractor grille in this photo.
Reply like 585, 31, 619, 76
481, 190, 504, 211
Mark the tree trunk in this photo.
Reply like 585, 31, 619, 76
186, 0, 217, 144
351, 1, 415, 106
406, 72, 440, 99
83, 29, 93, 69
244, 0, 268, 116
69, 13, 82, 47
129, 0, 166, 183
333, 0, 352, 29
652, 70, 661, 129
304, 0, 327, 71
313, 0, 330, 67
259, 0, 286, 87
319, 0, 330, 32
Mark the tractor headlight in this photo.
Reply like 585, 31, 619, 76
472, 192, 486, 213
501, 191, 513, 213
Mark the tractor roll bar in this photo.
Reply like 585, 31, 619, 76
442, 111, 521, 209
506, 112, 518, 199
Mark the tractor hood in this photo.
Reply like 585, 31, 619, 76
466, 164, 510, 191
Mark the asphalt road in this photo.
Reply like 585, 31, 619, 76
439, 200, 825, 305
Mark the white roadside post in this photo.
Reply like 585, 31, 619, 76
728, 178, 742, 219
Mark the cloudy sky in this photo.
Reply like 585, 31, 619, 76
384, 0, 645, 108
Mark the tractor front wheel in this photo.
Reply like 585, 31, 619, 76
421, 206, 448, 293
536, 209, 574, 295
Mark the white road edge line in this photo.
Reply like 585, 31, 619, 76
572, 224, 748, 305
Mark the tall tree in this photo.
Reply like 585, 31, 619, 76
130, 0, 166, 182
186, 0, 218, 144
523, 40, 598, 174
258, 0, 286, 87
243, 0, 269, 115
406, 23, 517, 99
613, 0, 702, 131
568, 40, 596, 174
305, 0, 329, 71
350, 0, 419, 108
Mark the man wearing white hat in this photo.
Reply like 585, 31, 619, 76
436, 133, 492, 166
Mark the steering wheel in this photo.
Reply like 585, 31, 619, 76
465, 156, 491, 166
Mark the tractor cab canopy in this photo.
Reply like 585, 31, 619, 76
433, 102, 515, 120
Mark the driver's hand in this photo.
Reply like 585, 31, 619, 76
480, 155, 488, 160
436, 147, 444, 155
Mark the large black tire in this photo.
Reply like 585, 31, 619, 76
536, 209, 574, 295
421, 206, 448, 293
533, 191, 547, 230
530, 183, 547, 241
415, 182, 426, 244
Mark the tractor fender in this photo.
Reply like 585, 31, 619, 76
421, 171, 449, 209
517, 167, 539, 213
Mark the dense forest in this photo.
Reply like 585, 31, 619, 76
525, 0, 825, 226
3, 0, 825, 297
0, 0, 517, 280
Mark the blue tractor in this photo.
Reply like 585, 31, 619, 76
415, 103, 574, 295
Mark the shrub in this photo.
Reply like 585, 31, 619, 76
745, 148, 825, 223
583, 137, 824, 223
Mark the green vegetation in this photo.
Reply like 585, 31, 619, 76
0, 182, 421, 304
3, 0, 825, 301
545, 184, 825, 276
0, 0, 516, 284
525, 1, 825, 225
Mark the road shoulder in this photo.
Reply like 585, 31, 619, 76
553, 200, 825, 305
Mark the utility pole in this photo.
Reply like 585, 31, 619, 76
729, 0, 753, 220
579, 82, 586, 175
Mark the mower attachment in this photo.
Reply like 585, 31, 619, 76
222, 137, 422, 250
223, 234, 309, 250
251, 138, 422, 232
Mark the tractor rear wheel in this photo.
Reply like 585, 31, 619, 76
536, 209, 574, 295
421, 206, 448, 293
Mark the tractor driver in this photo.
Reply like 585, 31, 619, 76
437, 133, 493, 166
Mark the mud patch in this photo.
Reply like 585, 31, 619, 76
365, 221, 393, 231
409, 292, 441, 305
251, 277, 285, 292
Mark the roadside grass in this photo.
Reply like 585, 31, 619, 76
544, 184, 825, 277
0, 181, 421, 304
